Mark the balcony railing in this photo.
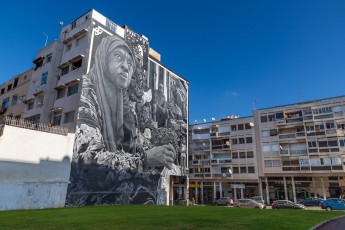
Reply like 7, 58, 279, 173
1, 117, 69, 135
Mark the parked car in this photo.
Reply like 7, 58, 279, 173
250, 196, 266, 204
173, 198, 194, 206
214, 197, 233, 206
272, 200, 307, 210
302, 198, 324, 206
233, 199, 266, 209
321, 198, 345, 211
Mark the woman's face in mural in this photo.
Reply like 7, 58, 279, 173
107, 45, 134, 89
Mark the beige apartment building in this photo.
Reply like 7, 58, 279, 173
254, 96, 345, 204
189, 116, 259, 204
0, 69, 33, 119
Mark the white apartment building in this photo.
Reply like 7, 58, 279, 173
254, 96, 345, 204
0, 9, 189, 207
189, 116, 258, 204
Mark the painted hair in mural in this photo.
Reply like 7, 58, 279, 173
66, 25, 188, 206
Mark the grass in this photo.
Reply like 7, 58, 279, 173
0, 205, 344, 230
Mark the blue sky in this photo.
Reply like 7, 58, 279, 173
1, 0, 345, 123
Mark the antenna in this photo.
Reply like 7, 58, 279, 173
252, 99, 258, 110
43, 32, 48, 47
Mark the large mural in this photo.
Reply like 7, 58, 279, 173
66, 23, 188, 206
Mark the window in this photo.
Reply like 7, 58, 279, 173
232, 167, 239, 174
246, 152, 253, 158
270, 129, 278, 136
273, 160, 281, 167
71, 21, 76, 29
13, 77, 19, 88
231, 125, 237, 131
72, 59, 82, 70
193, 128, 210, 134
276, 112, 284, 119
53, 111, 62, 126
260, 115, 268, 123
221, 167, 229, 173
239, 152, 246, 159
326, 122, 335, 129
246, 137, 253, 143
340, 139, 345, 147
232, 152, 238, 159
56, 88, 66, 99
268, 114, 275, 121
248, 167, 255, 173
61, 66, 69, 76
239, 138, 245, 144
46, 53, 52, 63
64, 111, 75, 124
308, 141, 317, 148
65, 43, 71, 52
1, 97, 9, 110
75, 34, 86, 47
41, 72, 48, 85
0, 88, 4, 94
318, 141, 327, 147
264, 160, 272, 167
67, 83, 79, 96
27, 101, 34, 110
245, 123, 252, 129
7, 84, 12, 91
328, 140, 338, 147
11, 95, 18, 106
262, 130, 269, 137
299, 159, 310, 166
231, 138, 238, 145
240, 167, 247, 173
238, 124, 244, 130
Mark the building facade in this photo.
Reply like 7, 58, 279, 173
0, 68, 33, 119
189, 116, 259, 204
254, 96, 345, 204
0, 9, 189, 207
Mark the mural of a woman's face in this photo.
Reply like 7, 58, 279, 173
107, 45, 134, 89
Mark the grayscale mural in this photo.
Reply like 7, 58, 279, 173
66, 24, 188, 206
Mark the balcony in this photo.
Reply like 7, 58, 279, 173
211, 144, 231, 150
57, 67, 83, 87
213, 173, 232, 178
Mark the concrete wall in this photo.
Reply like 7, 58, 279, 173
0, 125, 74, 210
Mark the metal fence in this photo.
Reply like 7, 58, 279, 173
0, 117, 69, 136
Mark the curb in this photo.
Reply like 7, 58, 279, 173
309, 214, 345, 230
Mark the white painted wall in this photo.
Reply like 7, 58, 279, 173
0, 125, 74, 210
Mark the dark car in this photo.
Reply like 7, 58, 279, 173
302, 198, 324, 206
272, 200, 307, 210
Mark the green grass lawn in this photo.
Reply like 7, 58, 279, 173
0, 205, 344, 230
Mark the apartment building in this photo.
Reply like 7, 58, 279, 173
254, 96, 345, 204
189, 116, 258, 204
0, 9, 189, 206
0, 69, 33, 119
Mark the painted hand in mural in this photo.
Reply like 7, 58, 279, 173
145, 144, 176, 170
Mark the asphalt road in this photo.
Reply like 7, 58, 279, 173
313, 215, 345, 230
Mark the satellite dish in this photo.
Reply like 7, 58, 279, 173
228, 169, 232, 174
203, 119, 206, 123
194, 120, 198, 123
